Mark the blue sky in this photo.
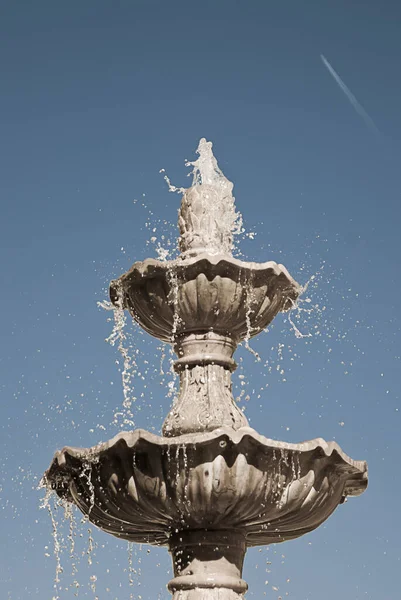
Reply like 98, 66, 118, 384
1, 1, 400, 599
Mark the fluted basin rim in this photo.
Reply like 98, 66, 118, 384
49, 426, 367, 497
110, 253, 301, 306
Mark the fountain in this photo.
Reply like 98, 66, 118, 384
44, 139, 368, 599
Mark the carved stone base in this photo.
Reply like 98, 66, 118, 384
168, 530, 247, 600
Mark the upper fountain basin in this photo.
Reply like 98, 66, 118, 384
44, 426, 367, 547
110, 253, 301, 343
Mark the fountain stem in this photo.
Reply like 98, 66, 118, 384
162, 332, 249, 437
168, 530, 247, 600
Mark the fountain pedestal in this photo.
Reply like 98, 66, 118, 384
168, 530, 247, 600
164, 332, 247, 437
44, 138, 367, 598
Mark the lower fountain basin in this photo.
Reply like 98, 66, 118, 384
44, 427, 367, 547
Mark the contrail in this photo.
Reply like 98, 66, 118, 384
320, 54, 379, 135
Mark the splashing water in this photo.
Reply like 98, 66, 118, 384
65, 503, 81, 591
127, 542, 135, 599
187, 138, 232, 189
99, 293, 136, 429
285, 269, 324, 339
183, 138, 243, 256
244, 280, 262, 361
40, 489, 63, 599
127, 542, 143, 600
162, 139, 244, 257
82, 462, 95, 518
165, 266, 181, 404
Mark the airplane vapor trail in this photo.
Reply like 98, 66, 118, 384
320, 54, 379, 135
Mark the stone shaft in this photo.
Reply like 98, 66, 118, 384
162, 332, 249, 437
168, 530, 247, 600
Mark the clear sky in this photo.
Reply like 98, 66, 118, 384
1, 1, 400, 599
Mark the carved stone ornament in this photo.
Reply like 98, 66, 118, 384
178, 184, 238, 257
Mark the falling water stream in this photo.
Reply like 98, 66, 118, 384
41, 490, 63, 599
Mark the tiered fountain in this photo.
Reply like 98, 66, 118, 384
45, 139, 367, 599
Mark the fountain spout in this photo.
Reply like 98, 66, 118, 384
179, 139, 241, 257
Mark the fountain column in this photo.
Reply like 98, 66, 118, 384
168, 530, 247, 600
163, 332, 248, 436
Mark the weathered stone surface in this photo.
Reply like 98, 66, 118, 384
44, 427, 367, 548
163, 362, 248, 437
163, 332, 248, 437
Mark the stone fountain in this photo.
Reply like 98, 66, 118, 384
45, 139, 367, 599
